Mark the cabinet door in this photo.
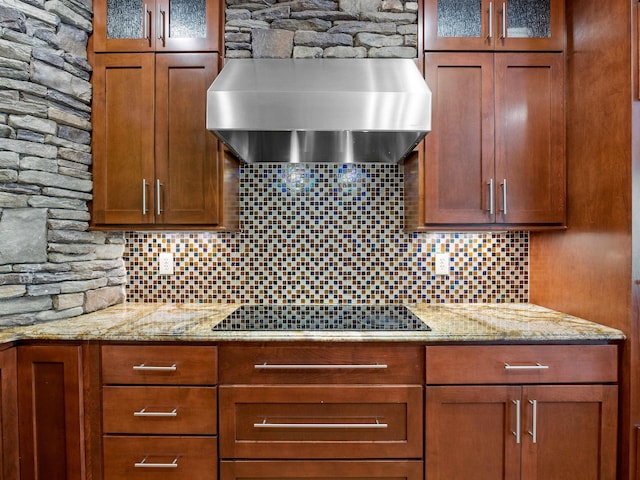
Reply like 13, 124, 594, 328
0, 348, 18, 480
92, 53, 156, 226
520, 385, 617, 480
423, 52, 495, 224
494, 53, 565, 225
425, 386, 521, 480
157, 0, 220, 52
94, 0, 220, 52
424, 0, 493, 51
425, 0, 564, 51
496, 0, 565, 52
155, 53, 221, 225
18, 345, 84, 480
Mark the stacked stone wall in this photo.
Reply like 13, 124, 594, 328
0, 0, 126, 326
225, 0, 419, 58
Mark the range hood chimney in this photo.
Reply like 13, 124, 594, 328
206, 58, 431, 164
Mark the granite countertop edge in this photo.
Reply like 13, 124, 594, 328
0, 302, 626, 344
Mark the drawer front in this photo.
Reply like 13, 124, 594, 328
220, 460, 423, 480
426, 345, 618, 385
103, 436, 217, 480
219, 344, 423, 384
103, 386, 217, 434
219, 385, 423, 459
102, 345, 217, 385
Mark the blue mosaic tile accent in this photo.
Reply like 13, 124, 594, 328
123, 164, 529, 303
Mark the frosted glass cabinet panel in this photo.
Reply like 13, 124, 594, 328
94, 0, 220, 52
425, 0, 564, 51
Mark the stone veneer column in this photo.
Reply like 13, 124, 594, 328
0, 0, 126, 326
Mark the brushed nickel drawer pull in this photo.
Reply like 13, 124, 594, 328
504, 363, 549, 370
132, 363, 177, 372
134, 407, 177, 417
254, 363, 388, 370
254, 419, 388, 429
134, 457, 178, 468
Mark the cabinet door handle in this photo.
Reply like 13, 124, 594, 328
156, 179, 163, 215
254, 419, 388, 429
134, 407, 177, 417
132, 363, 177, 372
511, 399, 521, 444
487, 178, 495, 215
142, 178, 148, 215
158, 7, 166, 45
487, 1, 493, 41
254, 363, 388, 370
135, 457, 178, 468
528, 399, 538, 443
504, 362, 549, 370
500, 2, 506, 39
143, 4, 151, 45
500, 179, 507, 215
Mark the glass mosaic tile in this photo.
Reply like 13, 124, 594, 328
123, 164, 529, 304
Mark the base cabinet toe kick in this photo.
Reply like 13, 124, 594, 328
89, 342, 618, 480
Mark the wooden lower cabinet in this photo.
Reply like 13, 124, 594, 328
0, 347, 18, 480
425, 384, 618, 480
17, 344, 84, 480
220, 460, 423, 480
103, 436, 217, 480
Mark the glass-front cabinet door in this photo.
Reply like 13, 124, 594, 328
93, 0, 220, 52
424, 0, 564, 51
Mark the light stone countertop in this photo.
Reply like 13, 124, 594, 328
0, 302, 625, 344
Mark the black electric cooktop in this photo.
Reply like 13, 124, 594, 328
212, 304, 430, 331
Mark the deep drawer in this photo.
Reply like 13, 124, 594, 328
101, 345, 217, 385
219, 343, 424, 384
103, 386, 217, 434
103, 436, 217, 480
218, 385, 423, 459
426, 345, 618, 385
220, 460, 423, 480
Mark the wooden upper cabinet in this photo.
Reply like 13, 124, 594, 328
422, 52, 495, 225
93, 0, 220, 53
424, 0, 565, 51
92, 52, 237, 229
155, 53, 221, 225
413, 51, 565, 229
92, 53, 156, 225
494, 53, 565, 225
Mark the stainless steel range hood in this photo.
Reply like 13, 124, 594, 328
206, 59, 431, 164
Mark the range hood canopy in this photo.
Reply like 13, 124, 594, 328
206, 58, 431, 164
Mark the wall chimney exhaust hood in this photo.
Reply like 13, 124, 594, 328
206, 58, 431, 164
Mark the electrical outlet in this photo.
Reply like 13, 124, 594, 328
435, 253, 450, 276
159, 252, 174, 275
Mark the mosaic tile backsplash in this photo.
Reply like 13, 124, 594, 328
123, 164, 528, 304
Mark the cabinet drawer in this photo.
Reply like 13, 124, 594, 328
102, 345, 217, 385
219, 385, 423, 459
103, 386, 217, 434
103, 436, 217, 480
220, 460, 423, 480
426, 345, 618, 385
219, 343, 423, 384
